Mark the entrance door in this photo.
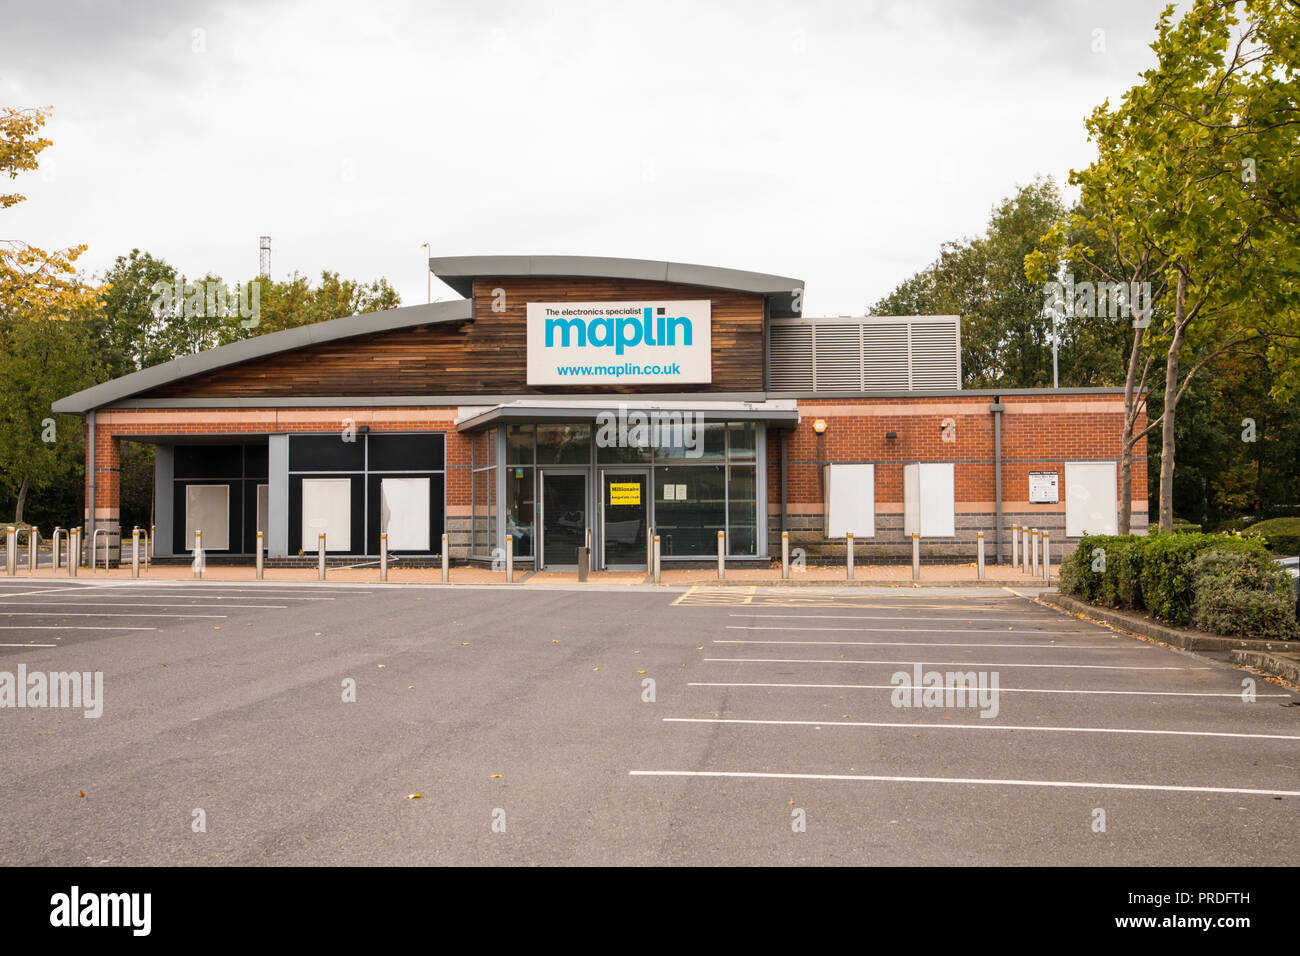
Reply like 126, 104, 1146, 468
539, 470, 588, 570
601, 470, 649, 569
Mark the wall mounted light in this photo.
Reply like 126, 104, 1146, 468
813, 419, 828, 434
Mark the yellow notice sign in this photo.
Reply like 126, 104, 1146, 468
609, 482, 641, 506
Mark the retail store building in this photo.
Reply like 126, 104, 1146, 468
53, 256, 1146, 568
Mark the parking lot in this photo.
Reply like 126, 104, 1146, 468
0, 577, 1296, 865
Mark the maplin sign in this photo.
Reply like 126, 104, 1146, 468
525, 300, 712, 385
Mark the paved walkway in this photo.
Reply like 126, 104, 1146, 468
5, 561, 1054, 587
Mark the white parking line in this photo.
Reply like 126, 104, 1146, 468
0, 625, 157, 631
704, 656, 1203, 671
714, 639, 1121, 650
689, 681, 1292, 698
728, 625, 1094, 635
0, 602, 286, 610
627, 769, 1300, 798
730, 613, 1097, 625
0, 612, 226, 619
663, 717, 1300, 741
34, 592, 338, 600
0, 643, 57, 647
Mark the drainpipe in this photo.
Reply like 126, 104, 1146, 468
86, 409, 96, 567
780, 429, 789, 533
989, 396, 1004, 564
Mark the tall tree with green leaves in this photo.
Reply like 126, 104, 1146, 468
1059, 0, 1300, 532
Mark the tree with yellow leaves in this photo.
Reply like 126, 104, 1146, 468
0, 105, 106, 525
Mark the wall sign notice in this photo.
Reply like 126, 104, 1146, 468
609, 482, 641, 506
526, 300, 712, 385
1029, 470, 1059, 504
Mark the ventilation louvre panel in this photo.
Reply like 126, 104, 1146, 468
768, 316, 960, 392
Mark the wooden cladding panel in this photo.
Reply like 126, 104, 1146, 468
144, 276, 765, 399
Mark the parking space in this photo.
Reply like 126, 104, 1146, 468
628, 585, 1300, 863
0, 579, 1296, 865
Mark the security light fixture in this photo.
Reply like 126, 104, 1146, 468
886, 431, 898, 440
813, 419, 828, 434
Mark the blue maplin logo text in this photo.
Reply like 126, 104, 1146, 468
544, 307, 693, 355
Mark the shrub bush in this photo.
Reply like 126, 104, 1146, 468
1138, 532, 1269, 626
1189, 550, 1299, 641
1060, 532, 1287, 633
1242, 517, 1300, 556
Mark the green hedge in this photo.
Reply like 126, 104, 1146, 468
1188, 551, 1299, 641
1243, 517, 1300, 556
1060, 532, 1294, 636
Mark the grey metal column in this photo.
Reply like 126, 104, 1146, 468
268, 435, 289, 558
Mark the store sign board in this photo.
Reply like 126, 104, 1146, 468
526, 300, 712, 385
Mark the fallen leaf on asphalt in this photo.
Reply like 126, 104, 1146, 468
593, 666, 600, 671
78, 791, 85, 797
377, 664, 385, 668
408, 685, 414, 689
638, 670, 646, 675
490, 774, 502, 779
160, 663, 167, 668
406, 793, 422, 799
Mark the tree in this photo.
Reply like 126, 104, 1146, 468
1059, 0, 1300, 532
1, 105, 105, 525
871, 179, 1131, 389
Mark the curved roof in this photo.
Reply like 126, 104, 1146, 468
429, 255, 804, 317
52, 299, 473, 414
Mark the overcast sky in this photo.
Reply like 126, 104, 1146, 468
3, 0, 1183, 317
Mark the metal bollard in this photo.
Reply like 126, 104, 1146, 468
911, 532, 920, 581
69, 528, 79, 577
93, 529, 108, 572
28, 529, 39, 573
846, 532, 855, 581
1032, 528, 1040, 576
1042, 532, 1051, 584
652, 535, 661, 585
781, 530, 790, 580
1011, 523, 1019, 568
193, 529, 203, 579
717, 530, 725, 580
131, 527, 140, 578
317, 533, 326, 580
441, 533, 449, 583
256, 530, 264, 580
505, 534, 514, 584
977, 531, 986, 581
52, 527, 62, 571
379, 532, 387, 582
5, 527, 14, 576
1022, 527, 1030, 573
150, 525, 156, 559
646, 525, 654, 572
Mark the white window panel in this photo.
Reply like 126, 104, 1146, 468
903, 463, 955, 537
1065, 462, 1118, 537
824, 464, 875, 537
381, 477, 430, 551
185, 484, 229, 551
302, 478, 351, 552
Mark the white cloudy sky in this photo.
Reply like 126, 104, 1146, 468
3, 0, 1182, 317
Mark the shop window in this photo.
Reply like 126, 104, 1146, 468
302, 478, 352, 552
185, 484, 230, 550
654, 465, 725, 556
537, 424, 591, 465
727, 465, 758, 555
380, 477, 431, 551
506, 466, 535, 557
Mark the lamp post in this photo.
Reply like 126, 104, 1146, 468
420, 242, 431, 304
